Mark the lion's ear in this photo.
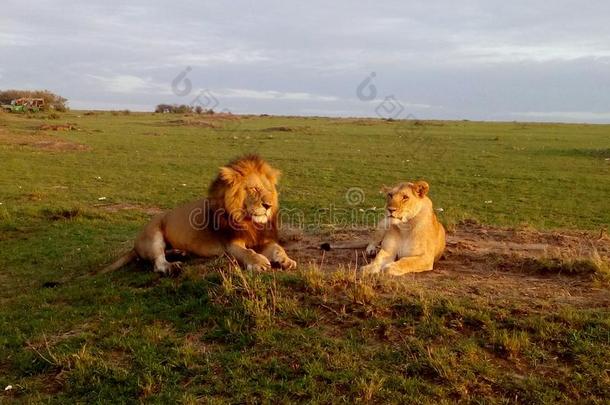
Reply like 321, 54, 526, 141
219, 166, 240, 184
266, 168, 281, 185
411, 181, 429, 198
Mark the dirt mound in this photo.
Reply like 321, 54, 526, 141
279, 223, 610, 307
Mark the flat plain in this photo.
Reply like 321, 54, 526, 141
0, 111, 609, 403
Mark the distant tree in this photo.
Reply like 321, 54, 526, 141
154, 103, 195, 114
0, 89, 68, 111
155, 104, 173, 113
175, 104, 193, 114
194, 105, 203, 114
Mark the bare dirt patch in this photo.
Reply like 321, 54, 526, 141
332, 118, 383, 126
280, 223, 610, 309
95, 203, 163, 216
0, 127, 89, 151
165, 113, 241, 129
166, 119, 220, 128
262, 126, 295, 132
38, 123, 78, 131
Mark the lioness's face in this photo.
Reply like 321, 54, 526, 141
242, 174, 278, 225
384, 181, 429, 222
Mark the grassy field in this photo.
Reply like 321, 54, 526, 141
0, 111, 609, 403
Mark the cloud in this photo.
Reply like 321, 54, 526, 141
216, 88, 339, 102
457, 43, 610, 63
170, 50, 271, 67
1, 0, 609, 122
86, 74, 171, 95
0, 32, 32, 47
510, 111, 610, 122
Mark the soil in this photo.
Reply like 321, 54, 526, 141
280, 222, 610, 309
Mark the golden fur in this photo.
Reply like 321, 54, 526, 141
102, 155, 296, 274
360, 181, 445, 275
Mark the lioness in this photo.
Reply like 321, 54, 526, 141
102, 155, 297, 274
321, 181, 445, 275
360, 181, 445, 275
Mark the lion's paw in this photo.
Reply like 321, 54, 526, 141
245, 254, 271, 271
277, 256, 297, 270
168, 261, 183, 276
154, 261, 183, 277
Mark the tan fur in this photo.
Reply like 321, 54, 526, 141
360, 181, 445, 276
102, 155, 296, 275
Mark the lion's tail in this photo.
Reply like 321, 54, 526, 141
99, 249, 138, 274
320, 241, 368, 251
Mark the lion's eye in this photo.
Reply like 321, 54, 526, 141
402, 195, 409, 200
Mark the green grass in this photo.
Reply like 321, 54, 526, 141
0, 111, 609, 403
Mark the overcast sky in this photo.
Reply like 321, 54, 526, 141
1, 1, 609, 122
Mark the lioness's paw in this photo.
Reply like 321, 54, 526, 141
245, 254, 271, 271
365, 243, 379, 257
381, 262, 403, 276
360, 263, 381, 275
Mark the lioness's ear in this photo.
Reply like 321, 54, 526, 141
219, 166, 240, 184
411, 181, 429, 198
379, 185, 392, 194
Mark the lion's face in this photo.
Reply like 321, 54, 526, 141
241, 174, 278, 224
214, 157, 280, 226
383, 181, 429, 222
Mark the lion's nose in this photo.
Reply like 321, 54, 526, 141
387, 207, 397, 212
262, 202, 272, 210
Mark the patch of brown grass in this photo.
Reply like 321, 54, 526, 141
95, 203, 163, 216
0, 127, 89, 151
38, 123, 78, 131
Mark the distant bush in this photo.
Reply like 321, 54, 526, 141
155, 104, 215, 114
110, 110, 131, 116
0, 89, 68, 111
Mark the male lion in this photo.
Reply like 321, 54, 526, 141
322, 181, 445, 275
102, 155, 297, 275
